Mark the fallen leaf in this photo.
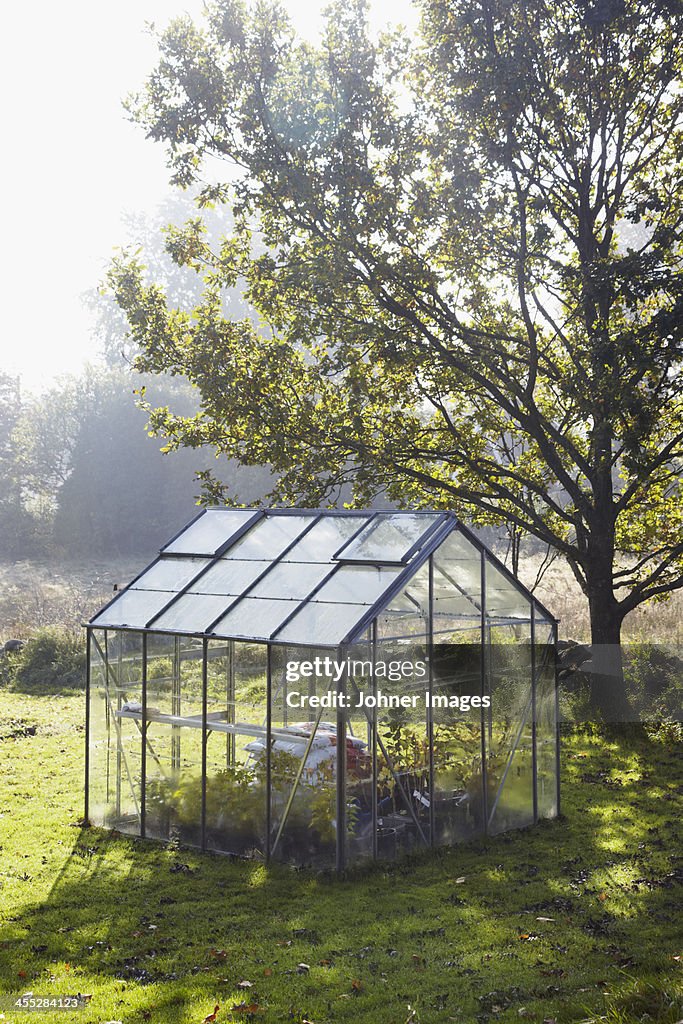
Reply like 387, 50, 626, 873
536, 917, 555, 922
351, 979, 363, 992
230, 1003, 262, 1015
598, 892, 607, 902
210, 949, 228, 960
319, 959, 331, 967
454, 876, 466, 884
202, 1005, 220, 1024
263, 968, 272, 977
237, 981, 253, 990
297, 963, 310, 974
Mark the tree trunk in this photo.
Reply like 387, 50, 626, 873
587, 590, 629, 721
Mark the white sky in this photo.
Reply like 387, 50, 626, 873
1, 0, 418, 394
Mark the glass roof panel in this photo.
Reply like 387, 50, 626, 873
88, 511, 546, 641
250, 561, 332, 599
279, 515, 370, 562
312, 565, 401, 605
335, 513, 441, 563
152, 593, 235, 632
211, 597, 302, 640
224, 515, 311, 560
275, 601, 370, 645
90, 589, 173, 628
130, 557, 210, 592
163, 509, 257, 555
188, 559, 270, 596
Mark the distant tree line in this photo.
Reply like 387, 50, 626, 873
0, 367, 271, 561
0, 194, 272, 563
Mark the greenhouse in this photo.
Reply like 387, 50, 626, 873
85, 509, 559, 870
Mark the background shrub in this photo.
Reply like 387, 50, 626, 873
1, 627, 85, 693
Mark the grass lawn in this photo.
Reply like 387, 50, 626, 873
0, 692, 681, 1024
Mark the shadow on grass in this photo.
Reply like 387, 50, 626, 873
1, 730, 681, 1023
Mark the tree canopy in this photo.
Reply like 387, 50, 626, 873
110, 0, 683, 707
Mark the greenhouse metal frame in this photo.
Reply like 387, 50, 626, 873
85, 509, 559, 871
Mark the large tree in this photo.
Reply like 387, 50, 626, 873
111, 0, 683, 715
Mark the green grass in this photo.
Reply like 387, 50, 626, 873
0, 693, 681, 1024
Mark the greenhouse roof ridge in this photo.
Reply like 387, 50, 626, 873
87, 508, 557, 644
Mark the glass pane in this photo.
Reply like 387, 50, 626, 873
280, 515, 370, 562
535, 620, 558, 818
430, 641, 485, 843
485, 560, 532, 621
312, 565, 401, 605
372, 633, 432, 856
91, 588, 173, 628
87, 630, 110, 828
487, 624, 535, 835
142, 634, 177, 841
188, 559, 270, 595
212, 597, 302, 640
376, 563, 431, 640
226, 515, 311, 560
89, 630, 143, 835
250, 561, 332, 599
143, 635, 205, 846
130, 557, 210, 592
204, 641, 268, 857
403, 576, 429, 615
433, 530, 482, 633
275, 601, 370, 645
269, 645, 358, 869
434, 529, 482, 590
163, 509, 257, 555
151, 593, 234, 632
340, 639, 376, 867
336, 513, 441, 563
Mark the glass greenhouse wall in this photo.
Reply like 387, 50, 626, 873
85, 509, 559, 870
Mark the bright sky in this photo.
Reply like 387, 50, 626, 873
1, 0, 418, 394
